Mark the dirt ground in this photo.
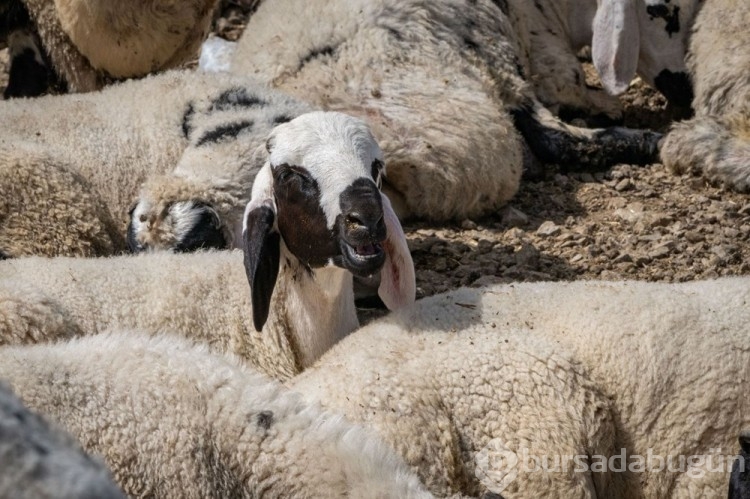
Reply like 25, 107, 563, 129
3, 3, 748, 303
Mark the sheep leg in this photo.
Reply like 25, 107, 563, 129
511, 103, 662, 171
661, 115, 750, 191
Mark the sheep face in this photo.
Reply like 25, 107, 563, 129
265, 112, 388, 277
127, 200, 227, 253
243, 112, 415, 331
593, 0, 700, 109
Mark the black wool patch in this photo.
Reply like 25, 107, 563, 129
181, 102, 195, 139
195, 120, 254, 147
272, 114, 294, 125
210, 87, 267, 112
298, 45, 335, 71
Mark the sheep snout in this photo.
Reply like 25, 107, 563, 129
127, 200, 228, 253
653, 69, 694, 112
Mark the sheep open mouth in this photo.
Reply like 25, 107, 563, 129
340, 241, 386, 276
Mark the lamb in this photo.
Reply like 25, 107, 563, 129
0, 382, 124, 498
0, 112, 416, 380
660, 0, 750, 191
0, 331, 438, 498
1, 0, 219, 96
290, 277, 750, 497
0, 69, 311, 257
224, 0, 664, 221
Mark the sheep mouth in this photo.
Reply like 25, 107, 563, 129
339, 240, 386, 276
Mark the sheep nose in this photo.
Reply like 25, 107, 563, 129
339, 178, 387, 244
345, 212, 385, 237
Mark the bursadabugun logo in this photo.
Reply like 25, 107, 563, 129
475, 439, 744, 494
474, 438, 519, 493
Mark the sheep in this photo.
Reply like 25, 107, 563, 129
660, 0, 750, 191
507, 0, 700, 119
0, 68, 311, 257
0, 381, 125, 498
589, 0, 701, 110
225, 0, 663, 221
0, 112, 416, 380
290, 277, 750, 497
729, 431, 750, 499
0, 331, 440, 498
2, 0, 219, 96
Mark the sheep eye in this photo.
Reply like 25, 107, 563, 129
275, 164, 311, 185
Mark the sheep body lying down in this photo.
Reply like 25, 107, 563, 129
0, 382, 124, 498
292, 278, 750, 498
661, 0, 750, 191
0, 332, 436, 498
228, 0, 663, 221
0, 112, 416, 380
0, 69, 311, 257
4, 0, 218, 95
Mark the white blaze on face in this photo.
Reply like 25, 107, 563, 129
267, 112, 384, 229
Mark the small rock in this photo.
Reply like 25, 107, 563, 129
515, 243, 541, 267
724, 227, 740, 238
536, 221, 561, 236
553, 174, 570, 187
648, 245, 671, 259
608, 197, 628, 209
614, 179, 633, 192
579, 173, 596, 183
614, 202, 645, 223
460, 219, 477, 230
434, 257, 448, 272
613, 253, 633, 264
500, 206, 529, 228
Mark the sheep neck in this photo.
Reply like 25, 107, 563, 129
265, 251, 359, 373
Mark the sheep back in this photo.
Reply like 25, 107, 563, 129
0, 332, 435, 498
232, 0, 525, 221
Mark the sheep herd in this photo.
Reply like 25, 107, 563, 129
0, 0, 749, 498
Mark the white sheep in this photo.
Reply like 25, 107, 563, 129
0, 381, 124, 498
589, 0, 700, 109
291, 277, 750, 497
0, 112, 416, 380
3, 0, 218, 96
0, 331, 438, 498
660, 0, 750, 191
0, 69, 311, 257
503, 0, 699, 118
225, 0, 663, 221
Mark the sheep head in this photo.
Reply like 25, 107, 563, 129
243, 112, 416, 331
592, 0, 700, 110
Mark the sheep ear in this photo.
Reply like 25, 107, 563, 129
592, 0, 639, 95
377, 193, 416, 311
243, 201, 280, 332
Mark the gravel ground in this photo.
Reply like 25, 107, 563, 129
2, 4, 747, 303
